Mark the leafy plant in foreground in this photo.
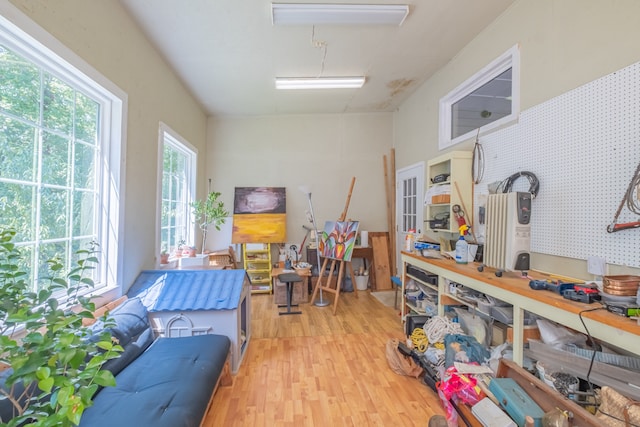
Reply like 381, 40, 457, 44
0, 228, 122, 426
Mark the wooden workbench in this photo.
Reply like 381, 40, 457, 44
401, 251, 640, 365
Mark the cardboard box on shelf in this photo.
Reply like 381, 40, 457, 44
431, 194, 450, 204
506, 325, 540, 344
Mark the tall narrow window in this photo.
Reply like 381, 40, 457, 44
0, 8, 124, 295
159, 125, 196, 258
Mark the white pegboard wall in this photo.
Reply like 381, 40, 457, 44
474, 61, 640, 268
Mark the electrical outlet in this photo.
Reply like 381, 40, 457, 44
587, 256, 606, 276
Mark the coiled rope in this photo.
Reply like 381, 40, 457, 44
423, 316, 464, 344
410, 328, 429, 352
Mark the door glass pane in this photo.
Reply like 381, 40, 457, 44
401, 176, 418, 233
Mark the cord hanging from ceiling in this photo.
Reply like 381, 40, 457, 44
311, 25, 328, 78
472, 128, 485, 184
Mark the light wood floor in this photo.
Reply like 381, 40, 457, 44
204, 289, 445, 426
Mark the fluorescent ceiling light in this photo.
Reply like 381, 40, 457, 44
271, 3, 409, 26
275, 77, 366, 90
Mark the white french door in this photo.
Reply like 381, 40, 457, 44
395, 162, 425, 272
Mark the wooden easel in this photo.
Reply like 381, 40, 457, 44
310, 177, 358, 314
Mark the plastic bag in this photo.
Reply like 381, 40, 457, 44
453, 307, 491, 347
385, 339, 423, 378
536, 318, 586, 348
596, 386, 640, 426
436, 366, 486, 426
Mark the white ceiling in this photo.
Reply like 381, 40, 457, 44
119, 0, 515, 117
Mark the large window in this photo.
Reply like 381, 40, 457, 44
0, 7, 125, 295
439, 45, 520, 149
158, 124, 196, 260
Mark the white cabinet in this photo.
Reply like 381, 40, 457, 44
425, 151, 473, 234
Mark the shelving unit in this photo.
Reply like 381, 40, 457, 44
403, 264, 438, 317
401, 251, 640, 367
242, 243, 272, 294
425, 151, 473, 234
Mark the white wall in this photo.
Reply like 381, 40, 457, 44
207, 113, 393, 251
9, 0, 209, 290
394, 0, 640, 278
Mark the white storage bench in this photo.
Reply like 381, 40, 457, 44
127, 269, 251, 374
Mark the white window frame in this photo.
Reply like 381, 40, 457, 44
156, 122, 197, 265
439, 44, 520, 150
0, 3, 127, 298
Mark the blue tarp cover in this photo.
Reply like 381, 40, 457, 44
127, 269, 247, 311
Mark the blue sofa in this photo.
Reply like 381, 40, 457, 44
78, 297, 231, 427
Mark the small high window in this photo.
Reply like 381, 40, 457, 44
439, 45, 520, 149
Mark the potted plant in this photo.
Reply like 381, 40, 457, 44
174, 238, 186, 258
182, 245, 197, 258
0, 228, 122, 426
160, 244, 170, 264
191, 191, 229, 254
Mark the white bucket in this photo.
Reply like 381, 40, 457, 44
360, 231, 368, 247
354, 275, 369, 291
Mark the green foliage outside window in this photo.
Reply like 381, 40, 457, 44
0, 43, 100, 292
160, 141, 190, 255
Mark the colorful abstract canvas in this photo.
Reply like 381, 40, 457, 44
319, 221, 359, 261
232, 187, 286, 243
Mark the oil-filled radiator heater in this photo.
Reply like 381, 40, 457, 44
484, 192, 532, 274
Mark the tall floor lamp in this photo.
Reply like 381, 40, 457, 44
300, 187, 329, 307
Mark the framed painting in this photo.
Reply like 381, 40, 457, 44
233, 187, 286, 214
232, 187, 286, 243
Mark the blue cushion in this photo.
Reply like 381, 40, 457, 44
87, 298, 153, 376
79, 334, 231, 427
90, 298, 150, 346
101, 327, 153, 376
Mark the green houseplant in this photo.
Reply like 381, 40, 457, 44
0, 228, 122, 426
190, 191, 229, 254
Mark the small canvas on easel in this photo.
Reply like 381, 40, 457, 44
319, 221, 359, 262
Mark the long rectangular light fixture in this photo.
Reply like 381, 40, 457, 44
272, 3, 409, 26
275, 77, 366, 90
